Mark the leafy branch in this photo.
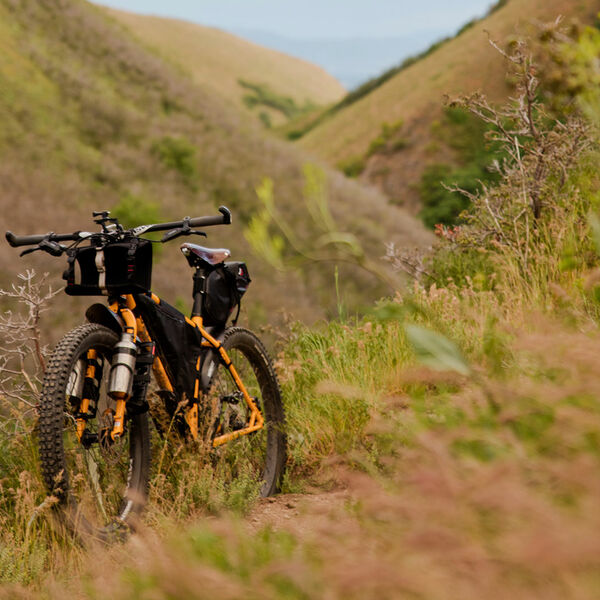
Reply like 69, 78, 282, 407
445, 25, 592, 274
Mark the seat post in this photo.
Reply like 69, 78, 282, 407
191, 268, 206, 318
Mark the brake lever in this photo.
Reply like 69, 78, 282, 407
161, 228, 207, 243
20, 240, 66, 257
40, 239, 66, 256
161, 228, 183, 243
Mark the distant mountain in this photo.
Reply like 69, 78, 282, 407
233, 29, 447, 90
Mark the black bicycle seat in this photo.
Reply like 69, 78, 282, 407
181, 243, 231, 265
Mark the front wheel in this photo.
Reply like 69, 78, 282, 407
205, 327, 286, 497
38, 324, 150, 540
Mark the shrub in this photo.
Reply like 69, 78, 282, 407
337, 156, 366, 178
418, 107, 502, 227
365, 120, 405, 157
426, 26, 597, 301
419, 164, 471, 227
111, 192, 161, 228
151, 136, 198, 184
112, 193, 163, 253
258, 111, 272, 128
238, 79, 315, 121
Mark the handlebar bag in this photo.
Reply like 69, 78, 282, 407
64, 238, 152, 296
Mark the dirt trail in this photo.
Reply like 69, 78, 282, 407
246, 489, 350, 534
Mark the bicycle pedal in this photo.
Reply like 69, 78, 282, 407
80, 430, 98, 449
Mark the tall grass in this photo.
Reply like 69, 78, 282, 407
3, 271, 599, 597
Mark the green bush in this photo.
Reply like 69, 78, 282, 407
418, 107, 502, 227
337, 156, 366, 178
258, 111, 272, 128
151, 136, 198, 184
112, 193, 163, 252
112, 192, 161, 228
238, 79, 315, 122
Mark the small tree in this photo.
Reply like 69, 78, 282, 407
445, 24, 593, 275
0, 271, 60, 426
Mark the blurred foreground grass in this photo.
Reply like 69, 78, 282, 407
1, 279, 600, 598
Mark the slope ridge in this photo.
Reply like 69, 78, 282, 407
299, 0, 598, 211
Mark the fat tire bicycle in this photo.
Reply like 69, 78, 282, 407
6, 207, 286, 540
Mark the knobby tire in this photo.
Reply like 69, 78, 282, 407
206, 327, 286, 497
38, 324, 150, 541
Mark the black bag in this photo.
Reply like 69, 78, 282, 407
135, 294, 202, 401
64, 237, 152, 296
203, 261, 251, 326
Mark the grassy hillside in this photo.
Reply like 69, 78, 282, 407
0, 19, 599, 598
298, 0, 599, 212
0, 0, 430, 338
102, 7, 346, 126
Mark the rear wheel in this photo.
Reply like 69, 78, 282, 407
38, 324, 150, 540
205, 327, 286, 497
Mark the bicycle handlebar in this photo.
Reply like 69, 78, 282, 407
5, 206, 232, 248
141, 206, 231, 233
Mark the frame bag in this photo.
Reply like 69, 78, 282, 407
135, 295, 202, 402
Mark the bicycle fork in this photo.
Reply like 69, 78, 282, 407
72, 305, 146, 444
104, 306, 138, 440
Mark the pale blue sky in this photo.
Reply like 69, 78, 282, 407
94, 0, 495, 39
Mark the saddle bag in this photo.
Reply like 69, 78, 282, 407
202, 262, 251, 326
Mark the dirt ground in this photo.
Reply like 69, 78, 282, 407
246, 489, 351, 534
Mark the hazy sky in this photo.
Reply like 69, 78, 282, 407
95, 0, 495, 39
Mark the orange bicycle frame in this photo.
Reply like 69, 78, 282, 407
98, 294, 264, 445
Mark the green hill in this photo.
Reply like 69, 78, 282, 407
297, 0, 599, 214
102, 7, 346, 127
0, 0, 430, 336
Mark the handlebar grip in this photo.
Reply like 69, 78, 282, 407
6, 231, 47, 247
145, 206, 232, 234
6, 231, 80, 247
189, 206, 232, 228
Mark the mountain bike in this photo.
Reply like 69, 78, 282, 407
5, 207, 286, 539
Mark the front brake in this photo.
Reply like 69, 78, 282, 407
20, 239, 66, 257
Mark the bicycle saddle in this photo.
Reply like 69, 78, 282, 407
180, 242, 231, 265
